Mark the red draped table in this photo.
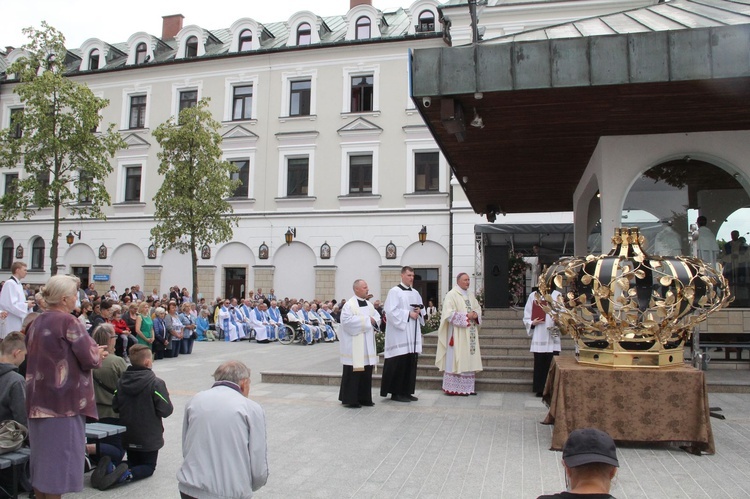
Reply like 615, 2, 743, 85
542, 356, 715, 454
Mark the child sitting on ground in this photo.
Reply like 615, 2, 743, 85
92, 344, 173, 490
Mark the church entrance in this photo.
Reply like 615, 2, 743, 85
224, 267, 246, 300
413, 267, 439, 309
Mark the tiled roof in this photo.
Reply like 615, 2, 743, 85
491, 0, 750, 42
0, 7, 441, 79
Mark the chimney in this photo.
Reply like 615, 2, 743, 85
5, 46, 14, 54
162, 14, 185, 40
350, 0, 372, 8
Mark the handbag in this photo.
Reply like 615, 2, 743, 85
0, 420, 27, 454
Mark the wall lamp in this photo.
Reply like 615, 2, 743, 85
418, 225, 428, 245
285, 227, 297, 246
66, 231, 81, 246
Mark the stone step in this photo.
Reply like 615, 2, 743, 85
482, 309, 525, 320
421, 334, 576, 348
409, 364, 533, 380
260, 371, 535, 392
421, 344, 534, 356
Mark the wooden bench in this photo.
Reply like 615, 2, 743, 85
86, 422, 126, 440
692, 332, 750, 370
0, 447, 30, 499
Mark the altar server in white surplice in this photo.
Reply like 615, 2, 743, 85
0, 262, 30, 339
691, 215, 720, 269
381, 266, 425, 403
338, 279, 380, 408
435, 273, 483, 396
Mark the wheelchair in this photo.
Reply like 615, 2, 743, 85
277, 322, 308, 345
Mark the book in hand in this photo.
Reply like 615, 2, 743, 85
531, 301, 546, 322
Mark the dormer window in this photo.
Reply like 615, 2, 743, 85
88, 49, 100, 70
297, 23, 312, 46
417, 10, 435, 32
356, 17, 371, 40
46, 54, 56, 71
135, 42, 148, 64
185, 36, 198, 57
239, 29, 253, 51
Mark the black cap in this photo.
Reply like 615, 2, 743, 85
562, 428, 619, 468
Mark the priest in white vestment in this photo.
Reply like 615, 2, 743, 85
218, 302, 242, 342
691, 215, 720, 269
435, 273, 483, 396
249, 302, 275, 343
339, 279, 380, 408
0, 262, 30, 339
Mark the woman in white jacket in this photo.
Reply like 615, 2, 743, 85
523, 287, 561, 397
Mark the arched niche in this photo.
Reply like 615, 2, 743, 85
334, 241, 381, 300
110, 243, 145, 292
273, 242, 316, 299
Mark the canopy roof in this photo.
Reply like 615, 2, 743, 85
411, 0, 750, 219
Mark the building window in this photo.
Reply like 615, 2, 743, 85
290, 80, 311, 116
124, 165, 142, 202
1, 238, 12, 271
4, 173, 18, 196
415, 152, 439, 192
232, 85, 253, 121
31, 237, 45, 271
179, 90, 198, 121
297, 23, 311, 46
230, 160, 250, 198
129, 95, 147, 129
356, 16, 371, 40
89, 49, 100, 70
417, 10, 436, 32
37, 171, 50, 191
78, 170, 93, 204
287, 157, 309, 196
9, 108, 23, 139
350, 75, 373, 112
349, 154, 372, 194
239, 29, 253, 51
185, 36, 198, 57
135, 42, 148, 64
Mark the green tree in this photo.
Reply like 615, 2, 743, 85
0, 22, 127, 275
151, 98, 240, 301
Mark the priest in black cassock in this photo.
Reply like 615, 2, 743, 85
380, 266, 425, 402
338, 279, 381, 408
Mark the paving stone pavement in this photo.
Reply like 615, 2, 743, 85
66, 341, 750, 499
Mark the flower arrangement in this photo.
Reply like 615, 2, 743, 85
509, 252, 530, 306
423, 312, 441, 333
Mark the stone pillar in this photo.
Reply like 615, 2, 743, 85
380, 266, 402, 300
142, 265, 163, 296
315, 266, 336, 301
253, 266, 275, 295
197, 266, 216, 302
92, 265, 113, 296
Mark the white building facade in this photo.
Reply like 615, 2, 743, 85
0, 0, 654, 303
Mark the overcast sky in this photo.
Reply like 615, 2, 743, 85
2, 0, 406, 49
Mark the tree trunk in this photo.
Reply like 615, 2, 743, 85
191, 239, 199, 304
50, 199, 60, 276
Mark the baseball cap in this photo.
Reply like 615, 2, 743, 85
562, 428, 619, 468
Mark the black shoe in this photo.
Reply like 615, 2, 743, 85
470, 392, 477, 396
391, 395, 410, 402
95, 463, 129, 491
361, 401, 375, 407
535, 392, 543, 397
345, 403, 362, 408
91, 455, 111, 489
406, 395, 418, 401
